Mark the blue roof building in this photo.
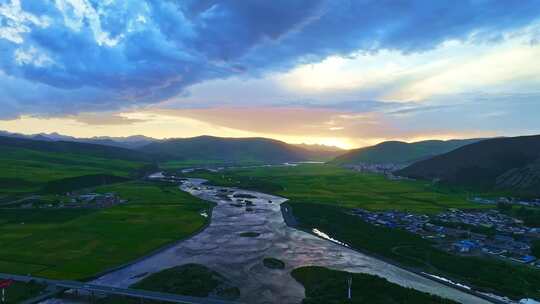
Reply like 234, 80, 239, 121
520, 255, 536, 264
453, 240, 479, 253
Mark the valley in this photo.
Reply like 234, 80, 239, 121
178, 164, 540, 302
2, 4, 540, 303
38, 177, 493, 304
1, 134, 539, 304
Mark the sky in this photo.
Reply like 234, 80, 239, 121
1, 1, 540, 149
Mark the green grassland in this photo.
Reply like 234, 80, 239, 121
159, 160, 266, 170
292, 266, 458, 304
182, 164, 486, 214
0, 181, 210, 280
0, 146, 144, 194
132, 264, 240, 299
97, 264, 240, 303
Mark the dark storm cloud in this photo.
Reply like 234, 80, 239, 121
1, 0, 540, 117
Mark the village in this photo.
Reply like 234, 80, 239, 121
147, 171, 187, 183
345, 163, 407, 175
18, 192, 127, 209
351, 207, 540, 268
471, 196, 540, 208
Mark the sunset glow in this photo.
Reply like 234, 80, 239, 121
1, 1, 539, 148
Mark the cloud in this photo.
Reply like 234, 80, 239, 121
147, 90, 540, 145
70, 112, 147, 125
288, 100, 409, 112
387, 104, 457, 116
1, 0, 540, 117
1, 91, 538, 149
146, 105, 432, 141
150, 107, 341, 136
382, 92, 540, 136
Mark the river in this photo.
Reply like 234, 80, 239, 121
44, 178, 495, 304
93, 178, 498, 304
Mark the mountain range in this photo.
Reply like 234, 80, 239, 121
139, 135, 323, 164
0, 131, 342, 164
0, 131, 156, 149
0, 134, 150, 162
329, 139, 483, 165
397, 135, 540, 196
3, 129, 540, 196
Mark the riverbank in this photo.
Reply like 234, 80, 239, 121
281, 202, 508, 304
34, 178, 500, 303
85, 179, 493, 303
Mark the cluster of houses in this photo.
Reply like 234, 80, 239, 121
180, 168, 221, 174
345, 163, 406, 175
19, 192, 126, 209
147, 172, 186, 183
435, 209, 531, 235
472, 196, 540, 208
64, 192, 126, 208
351, 208, 540, 268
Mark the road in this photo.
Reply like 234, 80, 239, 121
0, 273, 240, 304
0, 195, 40, 207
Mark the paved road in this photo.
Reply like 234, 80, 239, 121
0, 273, 241, 304
0, 195, 40, 207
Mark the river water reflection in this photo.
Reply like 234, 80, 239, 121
79, 178, 496, 304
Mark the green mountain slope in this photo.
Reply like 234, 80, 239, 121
495, 158, 540, 192
0, 136, 150, 162
0, 136, 148, 194
397, 135, 540, 196
330, 139, 482, 165
138, 135, 313, 164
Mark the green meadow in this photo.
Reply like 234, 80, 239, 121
182, 164, 486, 214
0, 146, 143, 195
292, 266, 458, 304
97, 264, 240, 303
159, 160, 266, 170
0, 181, 210, 280
0, 143, 210, 281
